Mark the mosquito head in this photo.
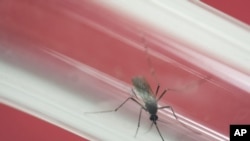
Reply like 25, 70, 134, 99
150, 114, 158, 122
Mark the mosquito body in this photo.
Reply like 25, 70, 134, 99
84, 36, 200, 141
85, 38, 205, 141
131, 76, 177, 141
85, 75, 177, 141
132, 76, 157, 113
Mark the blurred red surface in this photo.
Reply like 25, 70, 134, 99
0, 0, 249, 140
201, 0, 250, 24
0, 103, 88, 141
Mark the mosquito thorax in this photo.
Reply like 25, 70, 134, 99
150, 114, 158, 121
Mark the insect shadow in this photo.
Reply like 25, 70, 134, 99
85, 76, 179, 141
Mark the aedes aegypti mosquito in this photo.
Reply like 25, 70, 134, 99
85, 38, 200, 141
85, 75, 176, 141
131, 76, 178, 141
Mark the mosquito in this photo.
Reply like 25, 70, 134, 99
85, 36, 204, 140
85, 38, 178, 141
131, 76, 178, 141
85, 75, 177, 141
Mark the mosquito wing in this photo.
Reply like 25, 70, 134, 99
132, 76, 156, 104
132, 76, 158, 114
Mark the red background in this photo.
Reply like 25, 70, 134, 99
202, 0, 250, 24
0, 0, 249, 141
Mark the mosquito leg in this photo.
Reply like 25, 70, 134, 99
166, 76, 211, 93
141, 35, 161, 97
158, 106, 202, 135
155, 84, 160, 97
134, 107, 143, 138
146, 48, 158, 84
156, 89, 168, 101
154, 121, 164, 141
85, 96, 145, 114
144, 122, 154, 134
158, 105, 178, 120
131, 88, 139, 99
141, 35, 159, 86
